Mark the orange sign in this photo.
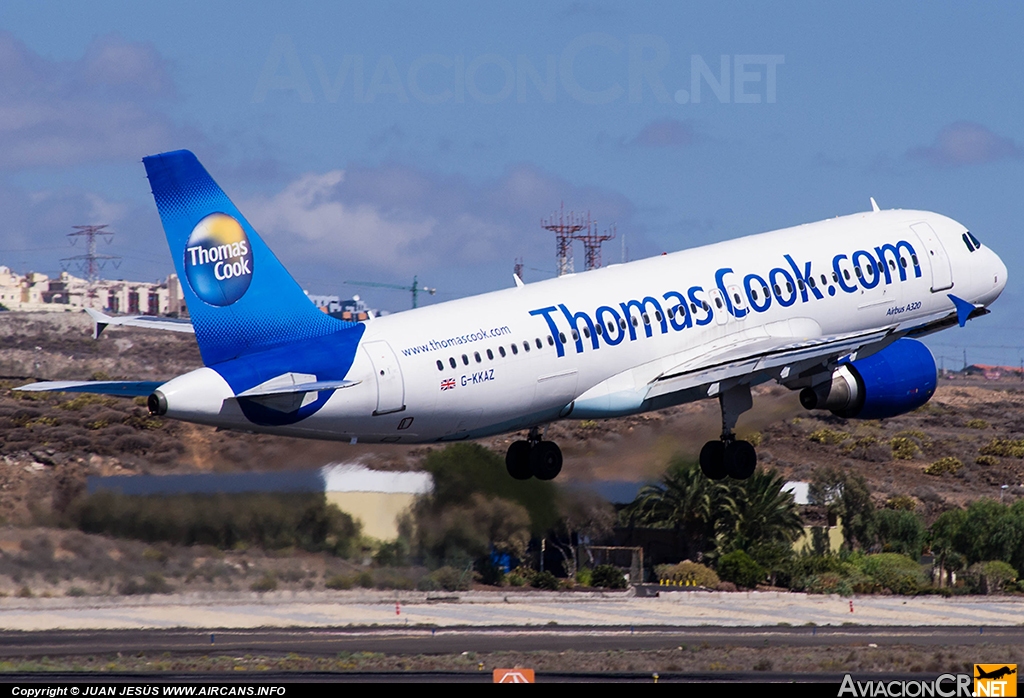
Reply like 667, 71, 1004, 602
975, 664, 1018, 697
493, 668, 535, 683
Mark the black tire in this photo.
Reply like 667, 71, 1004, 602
699, 440, 728, 480
724, 439, 757, 480
530, 440, 563, 480
505, 440, 533, 480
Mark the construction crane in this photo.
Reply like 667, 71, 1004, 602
344, 276, 436, 309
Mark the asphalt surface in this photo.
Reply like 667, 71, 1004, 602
0, 625, 1020, 658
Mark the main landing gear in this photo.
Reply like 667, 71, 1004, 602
505, 427, 562, 481
699, 383, 757, 481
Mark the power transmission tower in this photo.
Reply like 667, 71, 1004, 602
60, 225, 121, 305
577, 221, 615, 271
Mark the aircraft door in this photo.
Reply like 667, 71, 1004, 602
363, 340, 406, 415
910, 222, 953, 292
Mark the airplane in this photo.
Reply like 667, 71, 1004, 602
17, 150, 1007, 482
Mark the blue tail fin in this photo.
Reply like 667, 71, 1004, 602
143, 150, 351, 365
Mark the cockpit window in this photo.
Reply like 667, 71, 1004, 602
962, 233, 975, 252
968, 231, 981, 249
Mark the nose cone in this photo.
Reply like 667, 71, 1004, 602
978, 247, 1008, 306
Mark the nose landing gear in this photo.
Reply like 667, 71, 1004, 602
699, 383, 757, 480
505, 427, 563, 481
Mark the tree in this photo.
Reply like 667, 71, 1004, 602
550, 490, 616, 579
871, 508, 926, 559
809, 466, 874, 550
622, 457, 725, 560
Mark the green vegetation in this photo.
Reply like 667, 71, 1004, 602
924, 456, 962, 476
66, 492, 360, 556
979, 438, 1024, 458
808, 428, 849, 445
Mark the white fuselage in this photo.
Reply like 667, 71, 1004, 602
160, 209, 1006, 443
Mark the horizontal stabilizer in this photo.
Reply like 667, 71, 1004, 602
15, 380, 164, 397
236, 379, 360, 398
85, 308, 194, 339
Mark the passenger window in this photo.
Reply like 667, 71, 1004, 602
523, 341, 530, 353
733, 293, 741, 304
820, 274, 827, 286
900, 258, 907, 268
608, 321, 615, 332
808, 277, 815, 288
595, 324, 603, 336
547, 335, 554, 346
832, 272, 838, 282
702, 301, 709, 311
559, 332, 566, 344
535, 338, 542, 349
572, 329, 579, 340
462, 354, 469, 365
762, 286, 770, 297
486, 349, 493, 360
889, 260, 896, 270
844, 269, 851, 280
773, 284, 781, 295
797, 280, 805, 291
786, 282, 793, 293
449, 357, 457, 369
642, 313, 650, 325
751, 290, 758, 301
654, 310, 662, 322
499, 346, 506, 358
473, 352, 481, 363
511, 344, 518, 355
690, 303, 697, 313
436, 360, 443, 371
855, 267, 862, 278
714, 297, 723, 309
912, 254, 918, 265
632, 316, 639, 327
619, 319, 627, 330
583, 326, 590, 338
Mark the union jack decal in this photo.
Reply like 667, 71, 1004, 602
440, 378, 456, 391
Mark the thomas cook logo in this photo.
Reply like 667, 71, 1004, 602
184, 213, 254, 306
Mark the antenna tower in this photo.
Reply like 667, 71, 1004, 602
542, 203, 586, 276
577, 220, 615, 271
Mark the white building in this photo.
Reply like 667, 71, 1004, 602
0, 267, 185, 316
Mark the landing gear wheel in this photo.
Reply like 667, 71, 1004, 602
724, 439, 757, 480
505, 440, 533, 480
699, 440, 728, 480
530, 440, 563, 480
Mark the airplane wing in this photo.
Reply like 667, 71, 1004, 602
646, 325, 896, 401
86, 308, 194, 340
14, 380, 164, 397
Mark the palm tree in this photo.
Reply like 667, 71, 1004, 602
623, 458, 730, 560
718, 469, 804, 552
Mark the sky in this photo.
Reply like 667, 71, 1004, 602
0, 2, 1022, 367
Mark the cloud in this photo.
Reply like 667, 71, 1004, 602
240, 162, 643, 299
0, 32, 194, 169
906, 121, 1021, 168
623, 118, 697, 149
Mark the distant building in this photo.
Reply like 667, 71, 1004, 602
963, 364, 1023, 380
304, 293, 381, 322
88, 463, 432, 541
0, 267, 184, 316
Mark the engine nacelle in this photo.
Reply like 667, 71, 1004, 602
799, 338, 936, 419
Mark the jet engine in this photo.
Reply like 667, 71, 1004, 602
799, 338, 936, 419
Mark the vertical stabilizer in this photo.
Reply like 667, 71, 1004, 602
143, 150, 351, 365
